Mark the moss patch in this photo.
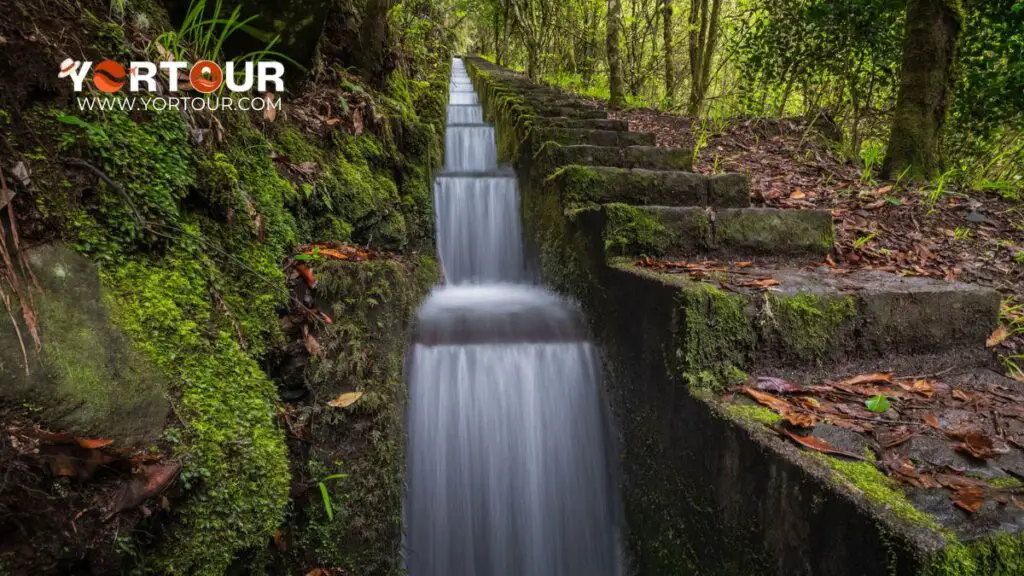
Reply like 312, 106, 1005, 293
603, 203, 672, 256
545, 164, 605, 205
724, 403, 783, 427
760, 292, 856, 364
673, 282, 755, 393
927, 532, 1024, 576
282, 256, 437, 574
104, 245, 290, 574
818, 452, 943, 532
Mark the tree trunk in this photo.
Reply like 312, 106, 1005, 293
663, 0, 674, 109
527, 42, 539, 80
500, 0, 510, 66
494, 5, 501, 64
882, 0, 963, 180
607, 0, 625, 108
687, 0, 721, 116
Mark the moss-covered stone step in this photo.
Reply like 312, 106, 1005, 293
603, 205, 834, 259
539, 117, 630, 131
535, 127, 656, 147
546, 144, 693, 171
536, 106, 609, 120
594, 258, 1018, 575
609, 259, 1000, 369
548, 165, 749, 208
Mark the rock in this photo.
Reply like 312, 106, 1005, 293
0, 243, 169, 444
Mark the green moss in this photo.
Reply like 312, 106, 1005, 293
289, 256, 437, 573
817, 452, 943, 532
673, 282, 755, 393
988, 476, 1024, 489
927, 532, 1024, 576
603, 203, 672, 256
761, 292, 856, 363
724, 403, 783, 427
546, 164, 605, 205
714, 209, 835, 254
56, 106, 195, 259
103, 243, 290, 575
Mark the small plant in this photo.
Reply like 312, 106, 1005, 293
953, 227, 972, 241
853, 231, 878, 250
317, 473, 350, 521
859, 142, 885, 184
692, 120, 712, 166
153, 0, 297, 71
865, 395, 891, 413
893, 165, 913, 190
294, 246, 324, 263
923, 168, 958, 211
110, 0, 127, 19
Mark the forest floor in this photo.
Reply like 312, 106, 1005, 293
608, 108, 1024, 379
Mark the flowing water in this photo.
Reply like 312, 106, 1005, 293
404, 58, 623, 576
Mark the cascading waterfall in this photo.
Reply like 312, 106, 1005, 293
404, 58, 623, 576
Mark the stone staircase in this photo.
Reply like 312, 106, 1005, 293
464, 56, 1024, 576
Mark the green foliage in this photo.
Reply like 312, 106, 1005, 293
941, 1, 1024, 196
153, 0, 292, 66
735, 0, 904, 155
317, 473, 351, 522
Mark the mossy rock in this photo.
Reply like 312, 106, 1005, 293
757, 292, 857, 364
0, 243, 169, 444
672, 282, 755, 393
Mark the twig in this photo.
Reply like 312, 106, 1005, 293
0, 287, 30, 376
893, 367, 955, 381
63, 158, 145, 228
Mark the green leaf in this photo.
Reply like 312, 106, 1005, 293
865, 395, 891, 413
318, 481, 333, 521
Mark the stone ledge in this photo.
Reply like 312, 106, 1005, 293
545, 145, 693, 171
547, 165, 749, 208
608, 258, 1000, 373
603, 205, 834, 259
535, 126, 657, 147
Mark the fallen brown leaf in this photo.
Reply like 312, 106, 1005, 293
327, 391, 363, 409
263, 92, 277, 122
779, 428, 866, 460
897, 379, 934, 398
987, 325, 1009, 348
955, 432, 999, 460
840, 373, 893, 387
754, 376, 801, 394
743, 387, 792, 413
77, 437, 114, 449
951, 485, 985, 513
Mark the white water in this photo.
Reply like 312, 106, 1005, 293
404, 58, 623, 576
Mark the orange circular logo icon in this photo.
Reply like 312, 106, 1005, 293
190, 60, 223, 93
93, 60, 126, 93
